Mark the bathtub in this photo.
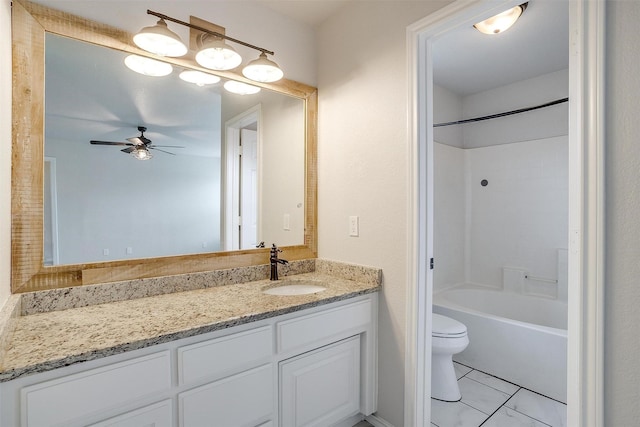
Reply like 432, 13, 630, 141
433, 284, 567, 402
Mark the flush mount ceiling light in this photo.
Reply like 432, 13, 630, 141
242, 52, 284, 83
179, 70, 221, 86
124, 54, 173, 76
133, 10, 284, 82
133, 18, 188, 57
195, 36, 243, 71
224, 80, 261, 95
474, 3, 528, 35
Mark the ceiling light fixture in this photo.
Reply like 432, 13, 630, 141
134, 10, 284, 82
224, 80, 261, 95
179, 70, 221, 86
133, 18, 188, 57
131, 146, 153, 160
124, 54, 173, 76
473, 3, 528, 35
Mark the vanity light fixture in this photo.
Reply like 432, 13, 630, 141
179, 70, 221, 86
133, 18, 188, 57
195, 36, 243, 71
242, 52, 284, 83
473, 3, 528, 35
134, 10, 284, 82
223, 80, 261, 95
131, 146, 153, 160
124, 54, 173, 76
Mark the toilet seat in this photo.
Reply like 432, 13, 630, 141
433, 313, 467, 338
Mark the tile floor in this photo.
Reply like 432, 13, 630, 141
431, 362, 567, 427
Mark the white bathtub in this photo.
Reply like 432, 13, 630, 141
433, 284, 567, 402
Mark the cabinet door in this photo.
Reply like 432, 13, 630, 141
279, 336, 360, 427
88, 400, 172, 427
179, 364, 273, 427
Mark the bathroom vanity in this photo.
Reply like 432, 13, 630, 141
0, 262, 380, 427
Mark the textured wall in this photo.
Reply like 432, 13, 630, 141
317, 2, 451, 425
604, 1, 640, 424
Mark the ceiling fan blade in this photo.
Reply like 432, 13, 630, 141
149, 147, 176, 155
148, 144, 185, 148
90, 140, 133, 146
121, 147, 135, 154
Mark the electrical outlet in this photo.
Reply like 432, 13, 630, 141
349, 216, 359, 237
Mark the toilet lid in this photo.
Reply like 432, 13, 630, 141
432, 313, 467, 338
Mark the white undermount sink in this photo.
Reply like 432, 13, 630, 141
262, 280, 327, 296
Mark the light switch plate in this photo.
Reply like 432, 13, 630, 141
349, 216, 359, 237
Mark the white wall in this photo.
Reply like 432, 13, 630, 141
433, 84, 463, 148
0, 0, 11, 309
604, 1, 640, 424
433, 143, 465, 292
466, 136, 568, 289
462, 69, 568, 148
317, 2, 451, 425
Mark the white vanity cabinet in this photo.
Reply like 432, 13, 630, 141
0, 293, 377, 427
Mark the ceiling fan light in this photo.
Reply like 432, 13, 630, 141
131, 147, 153, 160
474, 3, 527, 35
124, 54, 173, 77
133, 19, 188, 57
223, 80, 261, 95
195, 37, 243, 71
179, 70, 221, 86
242, 52, 284, 83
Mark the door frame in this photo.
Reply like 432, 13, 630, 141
405, 1, 605, 426
222, 105, 262, 251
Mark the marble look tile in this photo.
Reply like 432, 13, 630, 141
459, 377, 511, 415
465, 370, 520, 395
431, 398, 487, 427
483, 407, 550, 427
454, 362, 473, 379
505, 389, 567, 427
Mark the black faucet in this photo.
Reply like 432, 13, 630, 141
270, 244, 289, 280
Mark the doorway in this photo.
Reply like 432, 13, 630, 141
223, 105, 262, 251
405, 1, 605, 426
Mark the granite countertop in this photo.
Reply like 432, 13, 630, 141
0, 260, 381, 382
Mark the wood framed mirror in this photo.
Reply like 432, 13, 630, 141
11, 0, 317, 293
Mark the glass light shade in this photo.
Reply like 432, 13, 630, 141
474, 4, 527, 35
223, 80, 261, 95
242, 52, 284, 83
124, 54, 173, 77
133, 19, 188, 57
131, 147, 153, 160
195, 38, 243, 70
179, 70, 221, 86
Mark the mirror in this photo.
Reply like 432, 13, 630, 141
12, 0, 317, 292
44, 33, 305, 265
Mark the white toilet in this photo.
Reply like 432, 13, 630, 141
431, 313, 469, 401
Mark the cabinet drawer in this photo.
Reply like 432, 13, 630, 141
88, 400, 172, 427
179, 364, 273, 427
22, 351, 171, 427
178, 325, 272, 385
277, 300, 371, 353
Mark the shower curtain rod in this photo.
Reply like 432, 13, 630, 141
433, 97, 569, 128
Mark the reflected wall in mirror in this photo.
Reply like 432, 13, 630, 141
44, 34, 305, 265
11, 0, 317, 292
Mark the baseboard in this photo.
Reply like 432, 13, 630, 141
365, 414, 395, 427
333, 413, 366, 427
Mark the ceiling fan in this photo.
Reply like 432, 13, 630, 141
90, 126, 184, 160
